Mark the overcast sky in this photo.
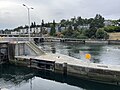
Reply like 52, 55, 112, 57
0, 0, 120, 29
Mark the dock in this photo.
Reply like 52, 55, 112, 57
1, 40, 120, 85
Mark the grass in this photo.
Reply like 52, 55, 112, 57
108, 32, 120, 40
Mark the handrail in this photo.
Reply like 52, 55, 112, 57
26, 42, 39, 55
30, 42, 45, 54
26, 42, 45, 56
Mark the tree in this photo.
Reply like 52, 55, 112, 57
60, 19, 66, 27
62, 25, 74, 38
88, 14, 105, 38
90, 14, 105, 29
41, 20, 44, 27
33, 22, 36, 27
71, 16, 76, 25
50, 20, 56, 36
96, 28, 109, 39
31, 22, 36, 28
31, 22, 34, 28
40, 19, 45, 36
77, 16, 83, 25
24, 25, 29, 29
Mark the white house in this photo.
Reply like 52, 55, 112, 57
20, 28, 28, 34
77, 24, 90, 30
104, 20, 114, 26
11, 31, 20, 34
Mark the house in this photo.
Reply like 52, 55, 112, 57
104, 20, 114, 26
11, 31, 20, 34
20, 28, 28, 34
77, 24, 90, 30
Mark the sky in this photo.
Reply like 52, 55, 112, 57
0, 0, 120, 29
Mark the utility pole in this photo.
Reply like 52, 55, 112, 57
23, 4, 33, 41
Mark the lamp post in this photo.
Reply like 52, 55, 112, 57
23, 4, 33, 41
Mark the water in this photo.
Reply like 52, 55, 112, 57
0, 42, 120, 90
39, 42, 120, 65
1, 64, 120, 90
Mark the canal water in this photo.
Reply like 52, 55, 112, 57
0, 42, 120, 90
39, 42, 120, 65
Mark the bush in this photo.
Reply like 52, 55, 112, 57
104, 26, 120, 32
77, 34, 88, 39
96, 28, 109, 39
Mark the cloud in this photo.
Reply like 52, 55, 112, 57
0, 0, 120, 29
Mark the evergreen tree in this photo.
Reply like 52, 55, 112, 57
77, 16, 83, 25
33, 22, 36, 27
31, 22, 34, 28
90, 14, 104, 29
50, 20, 56, 36
88, 14, 105, 38
60, 19, 66, 27
41, 20, 44, 27
40, 19, 44, 36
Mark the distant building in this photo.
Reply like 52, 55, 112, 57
0, 30, 4, 34
44, 27, 51, 33
113, 22, 120, 26
117, 22, 120, 26
104, 20, 114, 26
77, 24, 90, 30
20, 28, 28, 34
19, 27, 41, 34
104, 20, 120, 27
11, 31, 19, 34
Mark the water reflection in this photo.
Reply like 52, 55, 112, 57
0, 64, 34, 87
0, 64, 120, 90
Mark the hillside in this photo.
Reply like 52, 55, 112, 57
108, 33, 120, 40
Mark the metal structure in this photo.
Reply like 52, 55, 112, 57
23, 4, 33, 41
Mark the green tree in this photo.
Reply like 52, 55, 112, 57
50, 20, 56, 36
60, 19, 66, 27
94, 14, 104, 28
62, 25, 73, 38
31, 22, 34, 28
96, 28, 109, 39
33, 22, 36, 27
40, 19, 44, 36
88, 14, 105, 38
77, 16, 84, 25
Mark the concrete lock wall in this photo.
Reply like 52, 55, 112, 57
85, 40, 108, 44
0, 42, 9, 63
55, 62, 120, 83
55, 63, 64, 73
108, 40, 120, 44
67, 64, 120, 83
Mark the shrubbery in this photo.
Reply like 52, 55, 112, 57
104, 26, 120, 32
